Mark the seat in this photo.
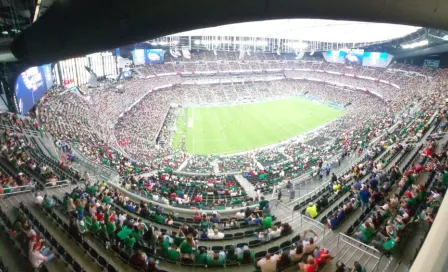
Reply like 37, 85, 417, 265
82, 241, 90, 251
64, 253, 73, 266
90, 248, 99, 259
255, 251, 267, 260
73, 261, 83, 272
279, 241, 292, 249
346, 226, 354, 235
107, 264, 118, 272
249, 240, 261, 248
57, 244, 66, 256
291, 235, 301, 244
119, 251, 129, 261
98, 256, 107, 268
181, 258, 194, 265
233, 232, 244, 238
268, 246, 279, 254
223, 233, 233, 240
244, 230, 254, 237
211, 246, 224, 252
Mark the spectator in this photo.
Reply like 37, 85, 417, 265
29, 244, 55, 268
298, 256, 317, 272
129, 250, 147, 269
359, 186, 371, 211
290, 244, 304, 262
207, 229, 224, 240
257, 253, 278, 272
302, 229, 319, 254
306, 202, 318, 218
179, 235, 196, 259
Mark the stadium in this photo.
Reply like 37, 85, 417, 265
0, 1, 447, 272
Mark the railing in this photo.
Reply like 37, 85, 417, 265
0, 184, 34, 197
299, 213, 327, 240
337, 233, 382, 271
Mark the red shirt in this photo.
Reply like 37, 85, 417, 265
95, 212, 104, 222
306, 264, 317, 272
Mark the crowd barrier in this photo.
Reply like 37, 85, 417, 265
337, 233, 382, 271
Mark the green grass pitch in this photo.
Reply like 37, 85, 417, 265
172, 97, 344, 155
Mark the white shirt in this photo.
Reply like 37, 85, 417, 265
35, 195, 44, 205
152, 194, 159, 202
29, 250, 46, 268
269, 229, 281, 239
118, 214, 127, 224
257, 255, 278, 272
235, 212, 245, 220
207, 232, 225, 239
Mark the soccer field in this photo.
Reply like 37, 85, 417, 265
172, 97, 344, 155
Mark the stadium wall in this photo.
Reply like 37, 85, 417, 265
410, 192, 448, 272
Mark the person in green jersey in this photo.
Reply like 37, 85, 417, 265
166, 244, 180, 261
89, 217, 101, 234
124, 234, 136, 254
355, 222, 375, 244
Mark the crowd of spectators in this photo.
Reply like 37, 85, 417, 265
37, 53, 446, 184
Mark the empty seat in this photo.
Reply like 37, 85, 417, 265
268, 246, 279, 254
279, 241, 292, 249
291, 235, 301, 244
107, 264, 118, 272
98, 256, 107, 267
249, 240, 261, 248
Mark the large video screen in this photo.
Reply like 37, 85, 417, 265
362, 52, 389, 68
344, 52, 363, 65
324, 50, 389, 68
15, 64, 53, 115
133, 49, 165, 65
324, 50, 346, 64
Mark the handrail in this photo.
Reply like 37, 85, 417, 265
338, 232, 382, 259
300, 213, 327, 239
0, 184, 34, 197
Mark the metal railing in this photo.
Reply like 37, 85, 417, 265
0, 184, 35, 197
300, 213, 327, 240
337, 233, 382, 271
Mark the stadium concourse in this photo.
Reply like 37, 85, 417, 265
0, 51, 447, 272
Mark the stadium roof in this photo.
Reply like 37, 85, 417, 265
171, 20, 420, 43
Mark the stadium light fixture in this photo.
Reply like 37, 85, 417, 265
443, 35, 448, 41
1, 31, 8, 35
401, 39, 428, 49
194, 40, 200, 45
